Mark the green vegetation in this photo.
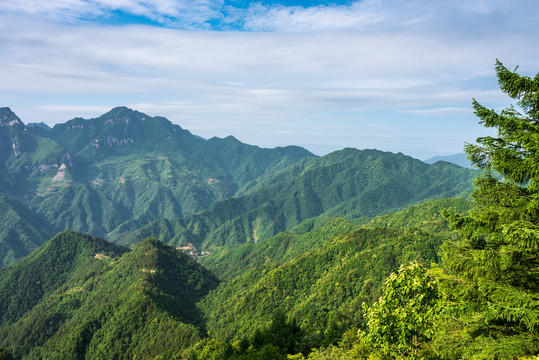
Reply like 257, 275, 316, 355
198, 226, 449, 344
200, 198, 471, 281
362, 262, 441, 359
114, 150, 475, 250
0, 196, 468, 359
201, 216, 363, 280
0, 231, 128, 326
435, 61, 539, 358
0, 106, 314, 267
0, 233, 218, 359
0, 347, 13, 360
0, 195, 55, 268
1, 61, 537, 359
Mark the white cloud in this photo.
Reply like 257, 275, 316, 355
0, 0, 224, 26
1, 0, 538, 158
399, 107, 473, 117
234, 0, 389, 32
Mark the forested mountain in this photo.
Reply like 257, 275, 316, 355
1, 62, 537, 360
0, 199, 467, 359
0, 232, 218, 359
0, 106, 477, 268
424, 153, 473, 168
0, 106, 313, 267
196, 198, 471, 343
0, 195, 55, 268
113, 149, 476, 249
200, 198, 473, 281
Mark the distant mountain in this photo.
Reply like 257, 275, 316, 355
113, 148, 477, 250
0, 195, 55, 268
424, 152, 473, 168
0, 106, 479, 269
0, 107, 71, 193
0, 106, 314, 267
0, 232, 218, 359
26, 122, 51, 131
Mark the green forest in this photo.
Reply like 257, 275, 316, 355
0, 61, 537, 359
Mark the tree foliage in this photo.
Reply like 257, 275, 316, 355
440, 60, 539, 358
0, 235, 219, 359
116, 148, 476, 250
0, 106, 314, 267
362, 262, 441, 359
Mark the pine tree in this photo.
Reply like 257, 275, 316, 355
439, 60, 539, 359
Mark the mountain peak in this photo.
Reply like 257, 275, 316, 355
0, 107, 24, 127
27, 122, 51, 130
98, 106, 151, 123
424, 153, 473, 169
136, 236, 169, 250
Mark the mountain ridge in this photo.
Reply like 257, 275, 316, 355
424, 152, 473, 168
0, 232, 218, 359
0, 106, 316, 267
113, 147, 476, 250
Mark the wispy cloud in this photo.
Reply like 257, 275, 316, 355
1, 0, 531, 33
229, 0, 389, 32
0, 0, 538, 158
0, 0, 224, 27
400, 107, 473, 117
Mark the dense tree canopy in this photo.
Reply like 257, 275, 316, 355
440, 61, 539, 359
362, 262, 441, 359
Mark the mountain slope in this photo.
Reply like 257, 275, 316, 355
197, 198, 472, 344
0, 231, 129, 326
0, 195, 55, 268
0, 233, 219, 359
0, 106, 314, 267
199, 227, 446, 342
205, 135, 312, 185
424, 152, 472, 168
114, 148, 476, 249
0, 107, 71, 193
201, 198, 473, 281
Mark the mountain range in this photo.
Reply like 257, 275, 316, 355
0, 198, 471, 359
0, 106, 478, 268
3, 107, 483, 268
0, 105, 503, 358
0, 106, 313, 267
113, 148, 476, 251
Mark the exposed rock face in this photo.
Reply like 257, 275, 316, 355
52, 163, 67, 182
0, 107, 24, 127
91, 136, 135, 148
11, 139, 21, 156
0, 107, 27, 156
63, 151, 73, 167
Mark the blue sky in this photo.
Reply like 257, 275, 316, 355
1, 0, 539, 159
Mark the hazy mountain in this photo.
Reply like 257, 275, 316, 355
424, 152, 473, 168
26, 122, 51, 131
